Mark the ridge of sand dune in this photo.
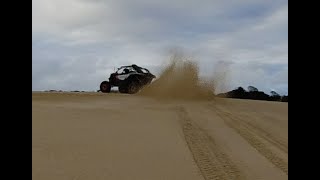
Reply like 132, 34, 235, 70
33, 92, 288, 180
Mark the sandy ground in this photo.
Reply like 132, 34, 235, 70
32, 92, 288, 180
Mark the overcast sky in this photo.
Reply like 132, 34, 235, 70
32, 0, 288, 95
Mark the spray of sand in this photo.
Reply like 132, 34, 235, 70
138, 53, 217, 101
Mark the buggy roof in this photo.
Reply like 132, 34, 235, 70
118, 64, 150, 73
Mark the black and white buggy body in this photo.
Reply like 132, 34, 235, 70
99, 64, 156, 94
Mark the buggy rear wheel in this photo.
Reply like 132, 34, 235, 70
127, 81, 140, 94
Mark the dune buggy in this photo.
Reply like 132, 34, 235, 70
99, 64, 156, 94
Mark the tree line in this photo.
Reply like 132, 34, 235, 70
217, 86, 288, 102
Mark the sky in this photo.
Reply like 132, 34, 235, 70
32, 0, 288, 95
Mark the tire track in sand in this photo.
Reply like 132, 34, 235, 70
176, 106, 245, 180
211, 106, 288, 175
234, 112, 288, 154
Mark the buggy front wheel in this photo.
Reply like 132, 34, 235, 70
100, 81, 111, 93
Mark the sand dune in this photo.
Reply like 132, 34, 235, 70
32, 92, 288, 180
